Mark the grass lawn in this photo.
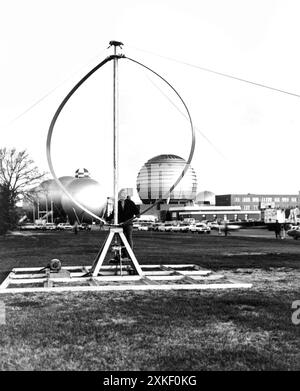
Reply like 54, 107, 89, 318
0, 230, 299, 370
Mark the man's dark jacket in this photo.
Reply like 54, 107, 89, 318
108, 199, 140, 224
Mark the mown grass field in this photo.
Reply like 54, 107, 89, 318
0, 229, 299, 370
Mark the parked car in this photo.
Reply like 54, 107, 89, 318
190, 223, 211, 234
42, 223, 57, 230
157, 222, 175, 232
207, 222, 221, 230
148, 223, 163, 231
133, 222, 151, 231
78, 223, 91, 231
169, 224, 180, 232
138, 224, 149, 231
34, 224, 45, 230
207, 221, 241, 231
19, 223, 37, 230
180, 223, 192, 232
57, 223, 74, 231
170, 223, 190, 233
287, 225, 300, 239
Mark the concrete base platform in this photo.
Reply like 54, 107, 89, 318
0, 264, 252, 294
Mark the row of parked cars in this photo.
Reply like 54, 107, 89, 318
19, 223, 91, 231
133, 221, 212, 233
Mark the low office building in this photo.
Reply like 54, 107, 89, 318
168, 205, 261, 222
216, 193, 300, 211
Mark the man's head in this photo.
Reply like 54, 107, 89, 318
118, 189, 127, 201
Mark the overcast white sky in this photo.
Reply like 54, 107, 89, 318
1, 0, 300, 197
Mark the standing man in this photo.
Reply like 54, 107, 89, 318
218, 220, 222, 236
108, 189, 140, 253
73, 220, 78, 235
274, 220, 281, 239
224, 221, 229, 237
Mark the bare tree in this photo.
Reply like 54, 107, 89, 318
0, 148, 45, 204
0, 148, 46, 233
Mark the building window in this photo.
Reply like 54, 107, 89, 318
291, 197, 297, 202
282, 197, 289, 202
274, 197, 280, 202
234, 197, 240, 202
252, 197, 259, 203
252, 205, 258, 210
243, 205, 250, 210
261, 197, 273, 203
242, 197, 250, 202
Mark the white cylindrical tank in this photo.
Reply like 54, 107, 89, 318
136, 154, 197, 204
61, 177, 107, 223
47, 176, 74, 206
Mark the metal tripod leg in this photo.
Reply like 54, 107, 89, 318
91, 227, 144, 277
91, 230, 115, 276
90, 235, 109, 273
119, 231, 144, 277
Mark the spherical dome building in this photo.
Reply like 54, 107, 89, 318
136, 154, 197, 204
75, 168, 90, 178
61, 177, 107, 223
195, 190, 216, 205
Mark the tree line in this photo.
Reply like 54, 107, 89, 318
0, 148, 45, 234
